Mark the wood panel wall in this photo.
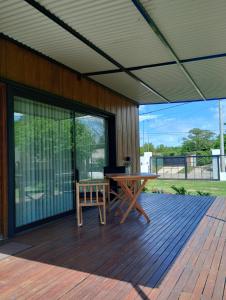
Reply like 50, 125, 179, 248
0, 37, 140, 236
0, 83, 8, 237
0, 37, 140, 170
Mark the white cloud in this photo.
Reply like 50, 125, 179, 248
209, 100, 226, 119
139, 106, 148, 114
139, 100, 226, 147
139, 114, 159, 122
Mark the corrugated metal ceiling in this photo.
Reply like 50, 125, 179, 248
0, 0, 115, 73
0, 0, 226, 104
132, 65, 201, 102
38, 0, 172, 67
185, 58, 226, 100
90, 72, 165, 104
141, 0, 226, 60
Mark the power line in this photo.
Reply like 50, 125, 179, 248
140, 130, 219, 135
140, 132, 188, 135
139, 103, 204, 126
139, 102, 191, 115
139, 97, 225, 115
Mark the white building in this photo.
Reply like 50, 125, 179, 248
211, 149, 226, 181
140, 152, 152, 173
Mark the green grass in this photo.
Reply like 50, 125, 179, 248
146, 179, 226, 196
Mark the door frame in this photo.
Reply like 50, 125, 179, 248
0, 83, 8, 237
5, 80, 116, 236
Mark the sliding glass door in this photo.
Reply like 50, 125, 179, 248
75, 113, 108, 180
14, 97, 74, 227
13, 95, 108, 229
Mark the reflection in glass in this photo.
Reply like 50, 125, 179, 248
14, 97, 108, 228
75, 113, 107, 180
14, 97, 73, 227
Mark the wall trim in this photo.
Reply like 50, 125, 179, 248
0, 83, 8, 238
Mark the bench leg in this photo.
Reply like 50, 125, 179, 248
77, 206, 83, 227
99, 205, 106, 225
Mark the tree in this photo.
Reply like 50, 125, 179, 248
154, 144, 181, 156
181, 128, 216, 155
140, 143, 155, 155
213, 134, 226, 150
14, 114, 97, 184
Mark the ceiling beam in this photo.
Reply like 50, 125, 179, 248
131, 0, 207, 101
23, 0, 170, 103
0, 33, 138, 106
85, 61, 175, 76
85, 52, 226, 76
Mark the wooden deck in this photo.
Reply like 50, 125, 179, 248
0, 194, 225, 299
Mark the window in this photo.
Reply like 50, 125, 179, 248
75, 113, 108, 180
14, 95, 109, 228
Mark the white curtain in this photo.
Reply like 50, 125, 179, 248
75, 113, 107, 180
14, 97, 73, 227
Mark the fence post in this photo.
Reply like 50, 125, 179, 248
156, 157, 158, 175
184, 157, 188, 179
217, 156, 220, 180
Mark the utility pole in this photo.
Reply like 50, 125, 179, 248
143, 120, 145, 147
147, 134, 149, 152
219, 100, 225, 172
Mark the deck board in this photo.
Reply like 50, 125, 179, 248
0, 193, 225, 299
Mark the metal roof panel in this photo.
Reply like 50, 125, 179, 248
90, 72, 165, 104
1, 0, 226, 104
140, 0, 226, 60
38, 0, 172, 67
186, 58, 226, 99
133, 65, 201, 102
0, 0, 115, 73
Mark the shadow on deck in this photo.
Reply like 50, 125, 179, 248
0, 193, 216, 299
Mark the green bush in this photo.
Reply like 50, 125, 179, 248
171, 185, 190, 195
196, 191, 211, 196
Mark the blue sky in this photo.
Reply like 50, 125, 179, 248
139, 99, 226, 147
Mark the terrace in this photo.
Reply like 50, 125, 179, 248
0, 194, 226, 299
0, 1, 226, 299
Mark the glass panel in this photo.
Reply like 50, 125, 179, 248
14, 97, 73, 227
75, 113, 108, 180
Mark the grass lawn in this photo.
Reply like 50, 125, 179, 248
146, 179, 226, 197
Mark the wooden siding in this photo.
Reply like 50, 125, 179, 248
0, 83, 8, 237
0, 37, 140, 171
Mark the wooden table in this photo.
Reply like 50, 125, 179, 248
106, 173, 158, 224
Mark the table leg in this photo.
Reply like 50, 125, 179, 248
133, 201, 150, 222
119, 179, 150, 224
120, 197, 137, 223
119, 180, 136, 210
